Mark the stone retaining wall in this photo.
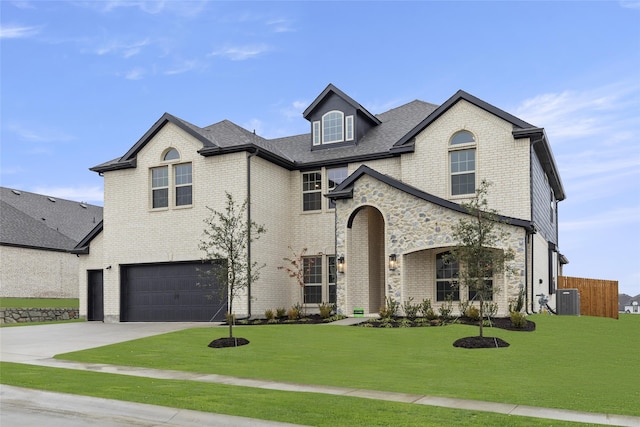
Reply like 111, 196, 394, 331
0, 308, 79, 324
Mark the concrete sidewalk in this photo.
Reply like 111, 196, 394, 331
2, 322, 639, 426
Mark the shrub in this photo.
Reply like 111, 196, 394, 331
402, 297, 420, 320
420, 298, 438, 320
465, 305, 480, 321
276, 307, 287, 319
438, 294, 454, 320
264, 309, 275, 321
379, 297, 399, 320
483, 301, 498, 319
510, 311, 528, 328
318, 302, 334, 319
287, 306, 300, 320
458, 299, 470, 318
509, 288, 525, 314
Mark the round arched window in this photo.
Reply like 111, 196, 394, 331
450, 131, 475, 145
163, 148, 180, 161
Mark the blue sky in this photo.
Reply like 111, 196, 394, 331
1, 1, 639, 295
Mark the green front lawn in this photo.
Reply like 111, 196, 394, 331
0, 362, 596, 427
52, 314, 640, 416
2, 314, 638, 426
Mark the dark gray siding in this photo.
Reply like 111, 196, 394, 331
531, 146, 558, 245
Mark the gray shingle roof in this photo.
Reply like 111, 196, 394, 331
0, 187, 103, 251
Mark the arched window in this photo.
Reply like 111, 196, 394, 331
449, 131, 476, 196
163, 148, 180, 161
322, 111, 344, 144
151, 148, 192, 209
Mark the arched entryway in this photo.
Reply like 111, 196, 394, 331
347, 206, 385, 314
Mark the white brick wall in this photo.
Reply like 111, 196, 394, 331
401, 100, 531, 220
1, 246, 78, 298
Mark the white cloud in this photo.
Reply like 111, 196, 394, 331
124, 66, 145, 80
514, 82, 639, 142
209, 44, 270, 61
267, 18, 295, 33
94, 38, 150, 58
619, 1, 640, 10
7, 122, 74, 143
82, 1, 207, 17
164, 59, 200, 75
32, 185, 104, 204
0, 24, 41, 39
560, 205, 640, 232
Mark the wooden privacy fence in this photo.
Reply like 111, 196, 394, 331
558, 276, 618, 319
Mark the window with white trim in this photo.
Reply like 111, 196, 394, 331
436, 252, 460, 301
327, 167, 348, 209
150, 148, 192, 209
151, 166, 169, 208
312, 110, 355, 146
449, 131, 476, 196
303, 256, 322, 304
302, 171, 322, 211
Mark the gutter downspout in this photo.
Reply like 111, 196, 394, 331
529, 140, 537, 314
246, 147, 259, 319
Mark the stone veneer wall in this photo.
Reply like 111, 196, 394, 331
336, 174, 526, 317
0, 307, 79, 324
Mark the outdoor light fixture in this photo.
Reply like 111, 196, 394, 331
337, 256, 345, 273
389, 254, 397, 271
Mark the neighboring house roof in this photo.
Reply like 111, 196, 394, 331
0, 187, 103, 252
328, 165, 535, 231
89, 85, 564, 201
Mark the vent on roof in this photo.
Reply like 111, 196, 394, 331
80, 203, 87, 209
11, 189, 21, 195
48, 197, 56, 202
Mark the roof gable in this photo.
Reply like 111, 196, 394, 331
328, 165, 533, 230
303, 83, 381, 125
91, 113, 218, 173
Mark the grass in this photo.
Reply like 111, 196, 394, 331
1, 314, 638, 425
0, 362, 597, 427
0, 298, 79, 308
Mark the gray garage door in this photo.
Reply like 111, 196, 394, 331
120, 261, 227, 322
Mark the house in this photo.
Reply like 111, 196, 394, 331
619, 294, 640, 314
0, 187, 103, 299
77, 84, 566, 322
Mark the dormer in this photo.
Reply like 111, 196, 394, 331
303, 84, 381, 150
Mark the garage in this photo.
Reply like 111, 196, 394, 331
120, 261, 227, 322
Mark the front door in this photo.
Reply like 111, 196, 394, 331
87, 270, 104, 321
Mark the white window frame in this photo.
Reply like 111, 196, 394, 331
345, 115, 354, 141
150, 148, 193, 210
449, 131, 477, 196
312, 121, 321, 146
322, 110, 344, 144
302, 171, 322, 212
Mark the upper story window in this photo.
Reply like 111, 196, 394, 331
327, 167, 348, 209
164, 148, 180, 161
449, 131, 476, 196
151, 148, 192, 209
302, 171, 322, 211
312, 110, 355, 146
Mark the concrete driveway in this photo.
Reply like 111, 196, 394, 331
0, 321, 211, 363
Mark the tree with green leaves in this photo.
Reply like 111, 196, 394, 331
449, 180, 516, 338
199, 192, 266, 339
277, 246, 310, 316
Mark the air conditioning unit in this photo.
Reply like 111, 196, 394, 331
556, 288, 580, 315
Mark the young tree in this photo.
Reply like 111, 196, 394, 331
449, 180, 516, 338
278, 247, 311, 315
199, 192, 266, 339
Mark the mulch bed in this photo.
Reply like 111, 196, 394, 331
210, 315, 535, 349
208, 337, 250, 348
